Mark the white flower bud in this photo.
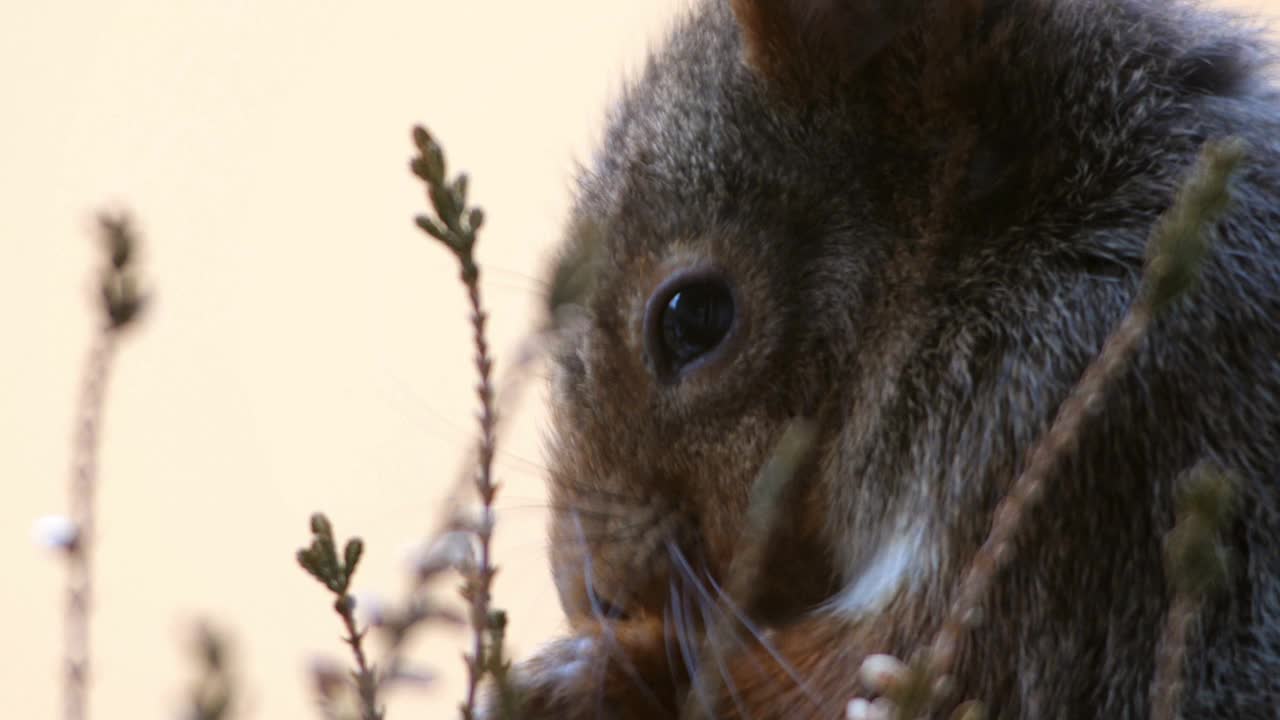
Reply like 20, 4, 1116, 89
32, 514, 80, 551
846, 696, 894, 720
858, 653, 908, 694
847, 698, 873, 720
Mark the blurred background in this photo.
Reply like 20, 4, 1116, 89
0, 1, 1274, 718
1, 1, 684, 716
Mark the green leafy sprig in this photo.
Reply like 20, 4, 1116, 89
297, 514, 381, 720
409, 125, 513, 720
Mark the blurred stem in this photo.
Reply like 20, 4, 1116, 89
64, 331, 117, 720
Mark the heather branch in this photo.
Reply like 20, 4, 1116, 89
297, 514, 381, 720
1150, 466, 1238, 720
63, 333, 113, 720
59, 212, 147, 720
910, 138, 1246, 717
408, 124, 510, 720
182, 623, 236, 720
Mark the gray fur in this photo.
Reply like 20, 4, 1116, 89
527, 1, 1280, 717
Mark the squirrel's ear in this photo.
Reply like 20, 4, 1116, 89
730, 0, 928, 86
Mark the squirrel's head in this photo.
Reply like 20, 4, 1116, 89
540, 0, 1259, 634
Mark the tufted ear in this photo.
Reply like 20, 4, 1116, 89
730, 0, 930, 87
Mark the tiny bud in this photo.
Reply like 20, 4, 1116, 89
309, 513, 333, 538
859, 653, 908, 694
951, 700, 988, 720
846, 698, 873, 720
452, 174, 469, 206
411, 125, 431, 150
429, 184, 459, 226
410, 127, 446, 183
343, 537, 364, 574
414, 214, 444, 241
33, 514, 80, 551
409, 157, 431, 180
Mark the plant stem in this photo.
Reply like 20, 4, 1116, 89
920, 304, 1153, 702
337, 598, 381, 720
461, 263, 499, 719
64, 331, 118, 720
1150, 592, 1197, 720
915, 138, 1243, 717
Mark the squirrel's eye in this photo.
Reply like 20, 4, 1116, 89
646, 274, 736, 376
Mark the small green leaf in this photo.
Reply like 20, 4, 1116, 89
411, 124, 431, 150
409, 157, 432, 181
415, 215, 449, 243
452, 174, 469, 207
410, 125, 446, 184
298, 514, 349, 592
344, 537, 364, 575
310, 513, 333, 539
97, 212, 134, 269
466, 208, 484, 233
296, 548, 326, 583
1167, 465, 1238, 597
1143, 138, 1246, 312
429, 183, 460, 229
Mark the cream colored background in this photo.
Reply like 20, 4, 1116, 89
1, 1, 685, 717
1, 1, 1274, 718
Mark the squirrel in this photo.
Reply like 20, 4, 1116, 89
495, 0, 1280, 717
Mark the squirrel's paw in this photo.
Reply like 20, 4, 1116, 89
483, 621, 680, 720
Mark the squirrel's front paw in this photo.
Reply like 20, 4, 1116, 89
484, 620, 680, 720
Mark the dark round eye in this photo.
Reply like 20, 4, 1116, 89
648, 276, 736, 374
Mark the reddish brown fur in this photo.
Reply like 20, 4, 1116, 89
729, 0, 929, 93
